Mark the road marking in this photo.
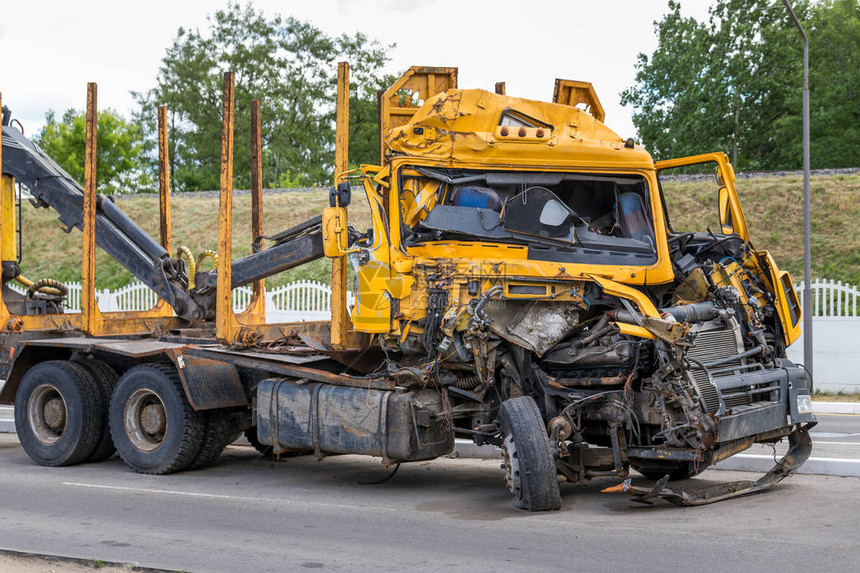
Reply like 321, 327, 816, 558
810, 441, 860, 446
62, 482, 401, 513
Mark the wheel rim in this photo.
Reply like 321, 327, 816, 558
28, 384, 67, 445
124, 388, 167, 452
502, 434, 522, 501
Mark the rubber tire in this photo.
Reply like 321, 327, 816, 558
73, 358, 119, 463
109, 364, 204, 475
499, 396, 562, 511
14, 360, 104, 467
634, 461, 705, 481
244, 426, 274, 457
189, 409, 236, 470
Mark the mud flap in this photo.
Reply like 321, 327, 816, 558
602, 425, 813, 506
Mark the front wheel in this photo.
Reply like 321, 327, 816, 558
109, 364, 204, 475
500, 396, 561, 511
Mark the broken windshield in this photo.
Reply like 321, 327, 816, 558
399, 167, 658, 265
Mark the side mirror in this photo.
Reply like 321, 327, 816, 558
330, 181, 351, 207
322, 206, 348, 257
718, 186, 734, 234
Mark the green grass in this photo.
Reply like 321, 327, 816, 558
813, 389, 860, 402
663, 173, 860, 286
16, 173, 860, 289
18, 190, 371, 289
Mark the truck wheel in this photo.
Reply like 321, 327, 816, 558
189, 409, 237, 470
243, 426, 274, 457
634, 461, 704, 481
109, 364, 204, 475
14, 361, 104, 467
499, 396, 562, 511
73, 358, 119, 463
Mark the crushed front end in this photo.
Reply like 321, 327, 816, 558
336, 79, 815, 510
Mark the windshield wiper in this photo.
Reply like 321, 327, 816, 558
415, 167, 487, 186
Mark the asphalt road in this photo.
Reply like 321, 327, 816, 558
733, 413, 860, 463
810, 413, 860, 442
1, 433, 859, 573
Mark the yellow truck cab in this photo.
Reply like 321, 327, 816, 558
324, 67, 814, 509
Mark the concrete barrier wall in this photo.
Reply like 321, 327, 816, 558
787, 317, 860, 393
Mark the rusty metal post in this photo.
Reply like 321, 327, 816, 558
330, 62, 350, 348
82, 83, 99, 333
216, 72, 235, 342
377, 89, 385, 165
494, 82, 506, 95
0, 91, 6, 326
157, 106, 172, 254
249, 98, 265, 321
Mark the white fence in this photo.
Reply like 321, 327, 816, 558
9, 279, 355, 324
787, 280, 860, 393
796, 279, 859, 317
9, 277, 860, 392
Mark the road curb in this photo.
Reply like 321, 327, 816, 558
0, 548, 164, 573
451, 441, 860, 478
713, 453, 860, 477
812, 401, 860, 414
451, 440, 501, 459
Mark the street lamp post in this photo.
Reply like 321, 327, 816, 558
782, 0, 812, 379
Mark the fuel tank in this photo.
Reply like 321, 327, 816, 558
256, 378, 454, 462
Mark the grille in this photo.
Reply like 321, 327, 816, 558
686, 328, 744, 414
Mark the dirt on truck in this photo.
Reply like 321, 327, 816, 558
0, 65, 815, 511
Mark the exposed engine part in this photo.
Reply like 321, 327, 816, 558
484, 300, 581, 355
422, 288, 449, 357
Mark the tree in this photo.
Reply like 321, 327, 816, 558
777, 0, 860, 168
621, 0, 860, 170
35, 108, 151, 194
134, 2, 393, 191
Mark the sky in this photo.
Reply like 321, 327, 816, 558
0, 0, 714, 141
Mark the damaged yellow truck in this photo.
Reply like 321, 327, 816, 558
0, 65, 815, 511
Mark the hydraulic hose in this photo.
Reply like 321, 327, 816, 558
176, 246, 196, 288
12, 274, 65, 297
196, 250, 218, 272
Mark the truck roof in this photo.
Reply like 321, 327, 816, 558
386, 88, 655, 170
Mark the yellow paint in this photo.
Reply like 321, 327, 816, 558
321, 207, 348, 257
759, 250, 802, 346
1, 175, 17, 263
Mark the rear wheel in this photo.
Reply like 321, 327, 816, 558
189, 409, 240, 470
499, 396, 561, 511
73, 358, 119, 463
243, 426, 274, 457
109, 364, 204, 475
14, 361, 103, 467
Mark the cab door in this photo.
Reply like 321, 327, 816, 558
656, 152, 801, 346
350, 165, 394, 333
655, 152, 749, 241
